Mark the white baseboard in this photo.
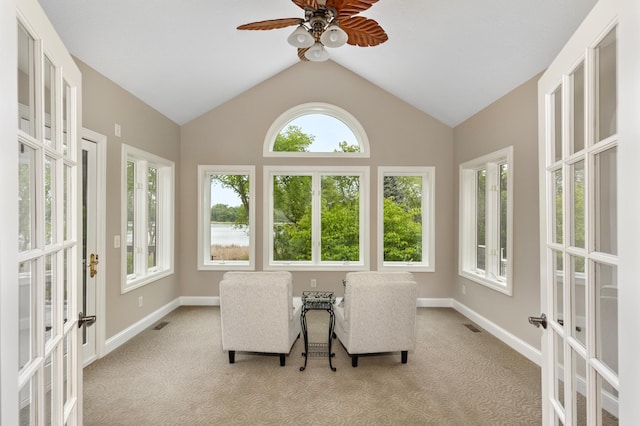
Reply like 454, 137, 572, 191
416, 297, 454, 308
104, 298, 181, 356
451, 299, 542, 366
179, 296, 219, 306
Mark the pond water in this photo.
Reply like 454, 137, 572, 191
211, 223, 249, 246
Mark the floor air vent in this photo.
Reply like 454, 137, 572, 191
153, 321, 169, 330
464, 323, 481, 333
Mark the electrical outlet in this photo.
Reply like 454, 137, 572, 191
462, 285, 466, 296
115, 123, 121, 137
138, 296, 143, 307
311, 279, 317, 288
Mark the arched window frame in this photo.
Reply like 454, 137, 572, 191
263, 102, 370, 158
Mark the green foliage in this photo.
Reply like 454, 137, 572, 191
321, 176, 360, 261
273, 125, 314, 152
383, 198, 422, 262
210, 174, 249, 226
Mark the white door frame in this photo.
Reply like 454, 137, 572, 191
81, 129, 107, 365
0, 0, 20, 423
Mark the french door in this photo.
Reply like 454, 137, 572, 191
15, 0, 83, 424
81, 139, 98, 366
538, 0, 639, 424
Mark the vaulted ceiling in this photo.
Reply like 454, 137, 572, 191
38, 0, 597, 127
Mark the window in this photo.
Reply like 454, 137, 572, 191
378, 167, 435, 271
198, 165, 255, 270
263, 102, 370, 158
459, 147, 513, 295
122, 145, 174, 292
264, 166, 369, 270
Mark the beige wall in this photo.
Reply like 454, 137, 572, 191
76, 59, 181, 339
453, 73, 542, 349
180, 60, 455, 298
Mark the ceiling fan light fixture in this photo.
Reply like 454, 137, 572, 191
320, 24, 348, 48
287, 25, 314, 48
304, 42, 330, 62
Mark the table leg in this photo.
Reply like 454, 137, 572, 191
328, 307, 336, 372
299, 308, 309, 371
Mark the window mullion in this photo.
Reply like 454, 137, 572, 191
134, 160, 147, 277
485, 162, 499, 279
312, 174, 321, 264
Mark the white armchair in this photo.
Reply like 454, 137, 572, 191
334, 271, 417, 367
219, 271, 302, 366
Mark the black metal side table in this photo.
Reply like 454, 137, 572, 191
299, 291, 336, 372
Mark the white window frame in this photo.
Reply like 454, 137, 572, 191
459, 146, 513, 295
121, 144, 174, 293
264, 165, 370, 271
197, 165, 255, 271
377, 166, 435, 272
263, 102, 370, 158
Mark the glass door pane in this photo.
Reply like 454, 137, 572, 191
552, 85, 563, 162
553, 169, 563, 244
597, 29, 617, 142
571, 161, 585, 249
570, 255, 586, 346
571, 63, 585, 154
553, 250, 564, 323
594, 147, 617, 254
19, 143, 36, 251
594, 262, 618, 374
17, 22, 35, 136
44, 56, 56, 147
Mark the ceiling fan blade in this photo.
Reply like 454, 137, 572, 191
340, 16, 388, 46
298, 47, 310, 61
292, 0, 318, 10
326, 0, 379, 19
237, 18, 304, 31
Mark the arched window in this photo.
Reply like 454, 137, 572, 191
264, 102, 370, 158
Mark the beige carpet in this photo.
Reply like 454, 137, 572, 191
83, 306, 542, 425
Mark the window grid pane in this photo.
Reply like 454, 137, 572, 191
498, 163, 508, 277
147, 167, 158, 269
476, 169, 486, 271
382, 175, 423, 263
209, 175, 250, 262
272, 175, 312, 262
126, 161, 135, 275
321, 175, 360, 262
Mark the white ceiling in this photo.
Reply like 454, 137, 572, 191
37, 0, 597, 127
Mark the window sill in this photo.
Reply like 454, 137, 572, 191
122, 268, 173, 294
381, 262, 434, 272
198, 262, 254, 271
459, 270, 512, 296
265, 263, 369, 272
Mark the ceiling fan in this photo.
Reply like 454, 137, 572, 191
237, 0, 388, 62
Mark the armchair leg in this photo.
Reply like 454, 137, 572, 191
351, 355, 358, 367
401, 351, 408, 364
279, 354, 286, 367
228, 351, 235, 364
